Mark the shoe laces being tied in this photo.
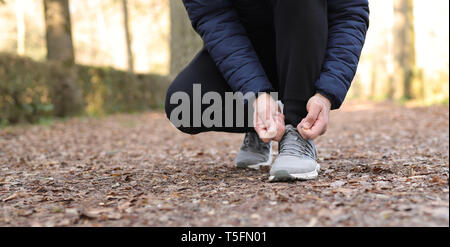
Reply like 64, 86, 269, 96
242, 132, 270, 152
279, 125, 317, 160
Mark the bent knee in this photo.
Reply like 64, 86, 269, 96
165, 77, 187, 118
165, 80, 202, 135
164, 85, 176, 121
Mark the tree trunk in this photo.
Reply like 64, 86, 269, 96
43, 0, 83, 117
15, 0, 26, 56
393, 0, 416, 100
44, 0, 75, 65
122, 0, 134, 73
169, 0, 202, 76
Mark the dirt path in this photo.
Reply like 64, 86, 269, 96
0, 103, 448, 227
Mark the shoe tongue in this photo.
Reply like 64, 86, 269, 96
280, 126, 315, 159
285, 125, 300, 138
283, 126, 301, 143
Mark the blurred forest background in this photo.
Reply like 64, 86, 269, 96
0, 0, 448, 125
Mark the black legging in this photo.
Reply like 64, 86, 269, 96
165, 0, 328, 135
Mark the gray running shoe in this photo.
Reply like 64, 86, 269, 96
235, 132, 272, 169
269, 125, 320, 182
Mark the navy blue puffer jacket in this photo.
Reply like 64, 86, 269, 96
182, 0, 369, 109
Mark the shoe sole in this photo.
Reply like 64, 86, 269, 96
235, 144, 273, 170
268, 164, 321, 182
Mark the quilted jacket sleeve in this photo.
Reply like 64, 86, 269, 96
182, 0, 273, 96
316, 0, 370, 109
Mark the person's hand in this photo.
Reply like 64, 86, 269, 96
298, 93, 332, 140
253, 93, 286, 143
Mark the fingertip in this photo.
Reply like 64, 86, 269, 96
262, 138, 271, 143
298, 128, 312, 140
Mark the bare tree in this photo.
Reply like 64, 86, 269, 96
44, 0, 75, 64
169, 0, 202, 76
121, 0, 134, 73
15, 0, 26, 56
43, 0, 83, 116
393, 0, 417, 100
